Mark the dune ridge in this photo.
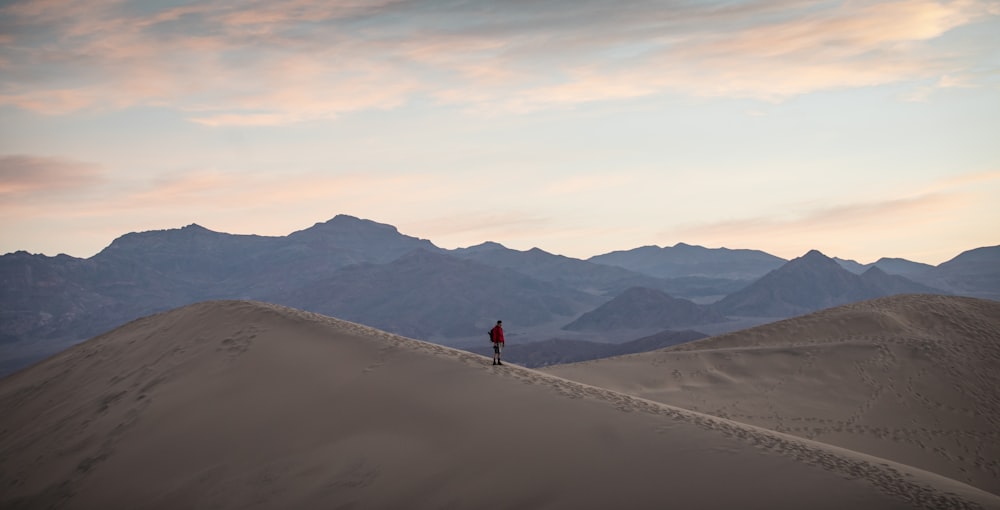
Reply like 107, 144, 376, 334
1, 299, 998, 509
546, 294, 1000, 499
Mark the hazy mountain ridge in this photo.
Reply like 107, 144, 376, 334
589, 242, 787, 279
714, 250, 943, 317
452, 242, 660, 295
268, 249, 602, 339
869, 257, 936, 276
449, 241, 741, 301
2, 215, 444, 357
1, 215, 995, 377
918, 245, 1000, 300
95, 224, 279, 279
563, 287, 727, 332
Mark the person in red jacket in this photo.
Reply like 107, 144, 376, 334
490, 320, 505, 366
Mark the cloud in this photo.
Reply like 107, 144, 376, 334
55, 167, 467, 223
921, 169, 1000, 191
3, 90, 114, 116
674, 192, 962, 240
902, 70, 985, 101
462, 0, 996, 109
0, 154, 105, 195
185, 112, 302, 127
185, 56, 421, 126
0, 0, 425, 120
664, 169, 1000, 259
694, 0, 978, 57
0, 0, 996, 121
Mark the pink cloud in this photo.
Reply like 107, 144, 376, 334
640, 184, 949, 259
662, 182, 990, 262
101, 169, 438, 215
692, 0, 979, 59
186, 56, 421, 126
426, 1, 998, 112
216, 0, 398, 27
0, 154, 105, 195
0, 0, 995, 121
188, 112, 304, 127
0, 89, 102, 115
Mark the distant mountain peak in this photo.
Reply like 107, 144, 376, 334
589, 242, 786, 280
793, 250, 841, 269
100, 223, 223, 252
563, 285, 726, 331
310, 214, 401, 233
452, 241, 508, 254
716, 247, 946, 317
633, 245, 664, 252
669, 242, 712, 253
939, 244, 1000, 266
862, 266, 888, 276
875, 257, 904, 264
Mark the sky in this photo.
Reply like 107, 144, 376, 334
1, 0, 999, 265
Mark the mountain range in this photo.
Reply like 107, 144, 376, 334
714, 250, 942, 317
2, 214, 997, 377
589, 242, 787, 279
563, 287, 728, 331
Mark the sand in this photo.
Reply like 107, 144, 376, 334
1, 298, 998, 509
547, 294, 1000, 501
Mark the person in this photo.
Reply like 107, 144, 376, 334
490, 320, 505, 366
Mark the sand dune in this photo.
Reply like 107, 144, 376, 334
1, 299, 998, 509
546, 294, 1000, 500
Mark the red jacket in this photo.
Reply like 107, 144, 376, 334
491, 325, 505, 343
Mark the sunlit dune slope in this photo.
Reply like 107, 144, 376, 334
546, 294, 1000, 497
1, 300, 998, 509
